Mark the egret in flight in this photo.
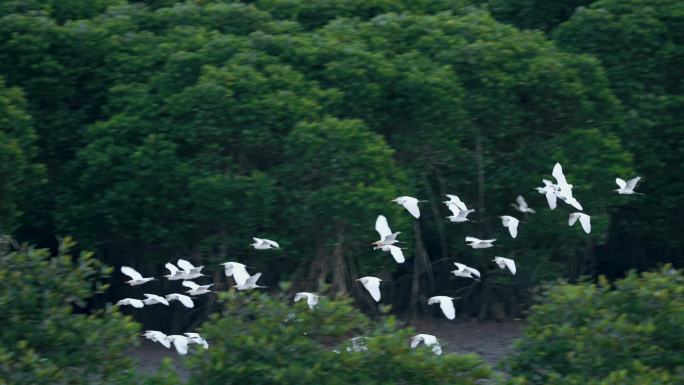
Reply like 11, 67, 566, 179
251, 237, 280, 250
235, 272, 266, 290
120, 266, 155, 286
493, 256, 516, 275
615, 177, 643, 195
177, 259, 204, 280
392, 196, 425, 219
428, 296, 456, 320
451, 262, 480, 280
499, 216, 520, 238
373, 215, 401, 248
357, 276, 382, 302
411, 334, 442, 355
569, 212, 591, 234
510, 195, 535, 214
465, 236, 496, 249
294, 292, 319, 309
220, 262, 250, 286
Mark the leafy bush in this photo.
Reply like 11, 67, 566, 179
0, 237, 174, 385
186, 291, 493, 385
503, 266, 684, 384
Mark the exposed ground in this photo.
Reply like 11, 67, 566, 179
131, 319, 524, 381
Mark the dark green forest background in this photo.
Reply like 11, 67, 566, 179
1, 0, 682, 328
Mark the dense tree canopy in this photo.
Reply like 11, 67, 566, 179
0, 0, 681, 323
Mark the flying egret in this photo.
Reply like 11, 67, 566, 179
493, 257, 516, 275
374, 244, 405, 263
165, 293, 195, 308
357, 276, 382, 302
615, 177, 643, 195
116, 298, 144, 308
443, 194, 468, 211
120, 266, 155, 286
294, 292, 319, 309
142, 293, 170, 306
499, 216, 520, 238
392, 196, 425, 219
251, 237, 280, 250
373, 215, 401, 247
465, 236, 496, 249
511, 195, 535, 214
182, 280, 213, 296
235, 272, 266, 290
164, 262, 186, 280
177, 259, 204, 280
165, 335, 190, 355
143, 330, 171, 348
411, 334, 442, 355
184, 332, 209, 349
569, 212, 591, 234
220, 262, 250, 286
536, 180, 559, 209
428, 296, 456, 320
446, 204, 476, 223
552, 163, 583, 210
451, 262, 480, 280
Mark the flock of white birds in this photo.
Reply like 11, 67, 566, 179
117, 162, 642, 356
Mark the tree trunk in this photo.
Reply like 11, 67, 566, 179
474, 126, 488, 234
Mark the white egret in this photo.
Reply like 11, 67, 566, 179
373, 215, 401, 247
164, 262, 186, 281
410, 334, 442, 355
536, 180, 559, 209
116, 298, 144, 308
465, 236, 496, 249
499, 216, 520, 238
443, 194, 468, 211
234, 272, 266, 290
569, 212, 591, 234
142, 293, 170, 306
446, 204, 476, 223
493, 256, 516, 275
184, 332, 209, 349
177, 259, 204, 280
294, 292, 319, 309
251, 237, 280, 250
392, 196, 425, 219
552, 163, 583, 210
615, 177, 643, 195
374, 244, 405, 263
165, 293, 195, 308
357, 276, 382, 302
143, 330, 171, 348
220, 262, 250, 286
428, 296, 456, 320
511, 195, 535, 214
120, 266, 155, 286
451, 262, 480, 280
182, 280, 213, 296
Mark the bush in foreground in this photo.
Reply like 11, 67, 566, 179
186, 291, 492, 385
503, 266, 684, 384
0, 237, 179, 385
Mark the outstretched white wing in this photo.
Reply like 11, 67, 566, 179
465, 236, 479, 243
552, 163, 567, 187
165, 263, 178, 275
545, 189, 558, 209
171, 336, 188, 355
615, 178, 626, 189
375, 215, 392, 239
410, 335, 423, 349
569, 213, 580, 226
387, 245, 405, 263
144, 293, 169, 306
626, 176, 641, 191
361, 278, 381, 302
579, 214, 591, 234
245, 272, 262, 287
439, 298, 455, 320
516, 195, 527, 209
182, 280, 199, 290
265, 239, 280, 248
402, 198, 421, 219
446, 202, 461, 217
177, 259, 195, 272
500, 257, 517, 275
120, 266, 143, 280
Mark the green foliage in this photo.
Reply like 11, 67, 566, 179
483, 0, 595, 32
186, 291, 493, 385
503, 266, 684, 384
0, 237, 142, 385
0, 78, 45, 235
